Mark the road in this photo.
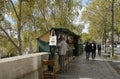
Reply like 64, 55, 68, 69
114, 47, 120, 55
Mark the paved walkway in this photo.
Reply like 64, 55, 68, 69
56, 52, 120, 79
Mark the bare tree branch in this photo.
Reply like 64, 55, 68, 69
9, 0, 19, 20
0, 25, 19, 52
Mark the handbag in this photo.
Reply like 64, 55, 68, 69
49, 30, 57, 46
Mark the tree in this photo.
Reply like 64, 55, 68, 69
81, 0, 112, 43
0, 0, 83, 57
81, 0, 120, 56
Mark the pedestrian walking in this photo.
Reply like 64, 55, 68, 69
85, 41, 92, 60
97, 44, 101, 56
91, 41, 96, 60
57, 33, 68, 73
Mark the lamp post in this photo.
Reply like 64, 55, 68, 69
111, 0, 114, 57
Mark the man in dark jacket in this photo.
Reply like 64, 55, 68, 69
85, 41, 92, 60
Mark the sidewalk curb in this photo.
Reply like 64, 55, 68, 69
102, 56, 120, 79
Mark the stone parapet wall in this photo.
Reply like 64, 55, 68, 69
0, 52, 49, 79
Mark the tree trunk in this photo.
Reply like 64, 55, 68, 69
9, 0, 22, 55
118, 35, 120, 42
111, 0, 114, 57
17, 0, 22, 55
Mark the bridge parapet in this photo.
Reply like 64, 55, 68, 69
0, 52, 49, 79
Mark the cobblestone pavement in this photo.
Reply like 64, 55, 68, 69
56, 53, 120, 79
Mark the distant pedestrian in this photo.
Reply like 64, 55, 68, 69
91, 41, 96, 60
97, 44, 101, 56
85, 41, 92, 60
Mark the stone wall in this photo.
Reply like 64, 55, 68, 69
0, 52, 49, 79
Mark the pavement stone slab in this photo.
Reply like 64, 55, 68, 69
56, 52, 120, 79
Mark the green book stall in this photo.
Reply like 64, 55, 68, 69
37, 28, 80, 57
